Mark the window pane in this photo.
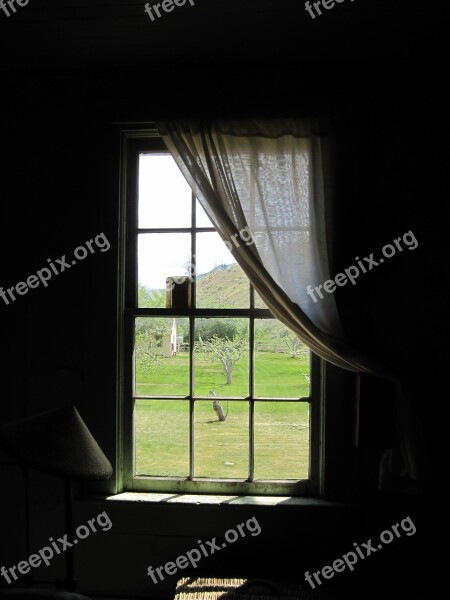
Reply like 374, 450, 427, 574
254, 402, 309, 480
135, 317, 189, 396
138, 154, 191, 228
196, 199, 213, 228
135, 399, 189, 476
194, 400, 249, 478
196, 232, 250, 308
194, 318, 249, 397
254, 320, 310, 398
138, 233, 191, 307
254, 289, 268, 309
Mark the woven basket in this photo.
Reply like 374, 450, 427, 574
174, 577, 334, 600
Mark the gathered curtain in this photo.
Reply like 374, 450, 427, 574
157, 118, 421, 493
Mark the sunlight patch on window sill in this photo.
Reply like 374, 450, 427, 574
105, 492, 349, 507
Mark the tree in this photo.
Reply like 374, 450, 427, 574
135, 316, 167, 344
197, 332, 247, 385
138, 283, 165, 308
134, 330, 164, 373
195, 318, 241, 343
279, 330, 308, 358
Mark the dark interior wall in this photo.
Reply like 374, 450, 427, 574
1, 61, 429, 488
0, 48, 446, 598
344, 66, 447, 492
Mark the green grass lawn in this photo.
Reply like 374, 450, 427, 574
135, 351, 310, 398
134, 351, 310, 480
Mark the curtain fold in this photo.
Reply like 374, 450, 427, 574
157, 118, 421, 492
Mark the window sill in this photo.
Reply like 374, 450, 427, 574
72, 491, 364, 546
78, 491, 362, 509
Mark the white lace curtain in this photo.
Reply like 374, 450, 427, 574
157, 118, 422, 492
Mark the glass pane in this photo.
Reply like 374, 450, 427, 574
138, 154, 191, 228
135, 317, 189, 396
135, 400, 188, 476
254, 289, 268, 309
194, 318, 249, 397
254, 320, 310, 398
196, 232, 250, 308
196, 199, 213, 228
194, 400, 249, 478
138, 233, 191, 307
254, 402, 309, 479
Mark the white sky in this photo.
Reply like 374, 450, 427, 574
138, 154, 236, 289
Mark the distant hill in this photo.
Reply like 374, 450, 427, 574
195, 263, 229, 281
196, 263, 251, 308
141, 263, 255, 309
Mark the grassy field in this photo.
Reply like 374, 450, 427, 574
134, 352, 310, 480
135, 351, 310, 398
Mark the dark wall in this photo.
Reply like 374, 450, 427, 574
0, 32, 446, 600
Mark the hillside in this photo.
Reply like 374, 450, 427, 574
196, 263, 251, 308
140, 263, 264, 309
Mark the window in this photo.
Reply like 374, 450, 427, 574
120, 129, 321, 496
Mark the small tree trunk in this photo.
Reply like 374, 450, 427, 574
224, 365, 233, 385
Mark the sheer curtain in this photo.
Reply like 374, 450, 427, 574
157, 118, 421, 492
